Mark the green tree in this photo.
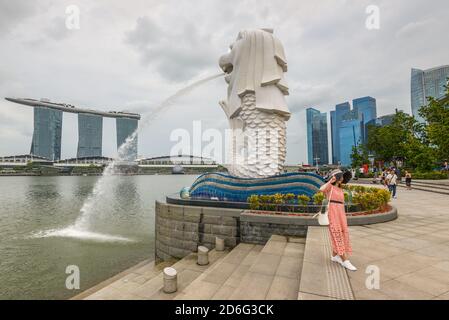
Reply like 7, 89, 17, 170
350, 144, 369, 168
419, 85, 449, 163
366, 111, 436, 170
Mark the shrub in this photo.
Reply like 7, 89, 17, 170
313, 192, 325, 205
352, 187, 390, 211
344, 192, 350, 203
375, 188, 391, 208
247, 195, 260, 210
412, 171, 448, 180
297, 194, 311, 206
283, 193, 296, 204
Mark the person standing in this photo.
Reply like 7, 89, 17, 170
319, 170, 357, 271
405, 171, 412, 190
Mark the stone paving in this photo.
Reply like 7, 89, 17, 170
77, 250, 228, 300
347, 187, 449, 300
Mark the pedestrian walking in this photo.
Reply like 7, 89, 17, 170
386, 169, 398, 198
405, 171, 412, 190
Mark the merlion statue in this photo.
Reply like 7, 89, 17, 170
219, 28, 290, 178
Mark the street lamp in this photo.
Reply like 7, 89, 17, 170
314, 156, 320, 171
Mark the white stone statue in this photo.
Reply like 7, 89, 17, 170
219, 28, 290, 178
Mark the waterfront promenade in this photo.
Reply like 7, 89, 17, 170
74, 186, 449, 300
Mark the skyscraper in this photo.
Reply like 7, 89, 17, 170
353, 96, 376, 143
339, 111, 363, 167
116, 118, 138, 160
30, 107, 62, 160
330, 110, 337, 164
77, 113, 103, 158
306, 108, 329, 166
330, 97, 377, 166
331, 102, 350, 164
411, 66, 449, 123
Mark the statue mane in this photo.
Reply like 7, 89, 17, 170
219, 29, 290, 119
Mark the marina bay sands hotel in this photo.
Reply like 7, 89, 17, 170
5, 97, 141, 161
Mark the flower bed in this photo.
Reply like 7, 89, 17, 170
246, 184, 391, 216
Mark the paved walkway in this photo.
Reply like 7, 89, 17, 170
347, 187, 449, 300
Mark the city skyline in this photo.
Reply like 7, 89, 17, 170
1, 0, 448, 164
307, 95, 377, 167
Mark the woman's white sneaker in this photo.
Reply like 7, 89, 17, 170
341, 260, 357, 271
331, 255, 343, 264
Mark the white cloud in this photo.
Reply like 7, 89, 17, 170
0, 0, 448, 164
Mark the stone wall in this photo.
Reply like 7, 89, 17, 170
155, 201, 398, 261
240, 212, 309, 244
155, 201, 242, 262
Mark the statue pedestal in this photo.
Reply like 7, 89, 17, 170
189, 172, 324, 202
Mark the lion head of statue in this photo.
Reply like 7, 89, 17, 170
219, 28, 290, 120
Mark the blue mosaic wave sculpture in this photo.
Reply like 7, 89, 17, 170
189, 172, 325, 202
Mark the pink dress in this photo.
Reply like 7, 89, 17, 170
321, 183, 352, 256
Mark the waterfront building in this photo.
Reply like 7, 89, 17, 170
411, 65, 449, 123
77, 114, 103, 158
306, 108, 329, 166
5, 97, 141, 160
331, 102, 350, 165
31, 107, 63, 160
330, 110, 337, 165
339, 111, 363, 167
116, 118, 138, 160
353, 96, 376, 143
330, 97, 377, 166
138, 155, 216, 166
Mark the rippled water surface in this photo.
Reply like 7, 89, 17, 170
0, 175, 197, 299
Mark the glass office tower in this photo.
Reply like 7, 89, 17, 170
77, 114, 103, 158
353, 96, 377, 143
411, 66, 449, 123
306, 108, 329, 166
116, 118, 138, 160
330, 111, 337, 165
30, 107, 63, 160
339, 111, 363, 167
332, 102, 351, 164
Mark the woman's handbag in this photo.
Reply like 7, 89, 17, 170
313, 186, 332, 226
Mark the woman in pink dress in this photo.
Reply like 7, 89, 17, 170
320, 170, 357, 271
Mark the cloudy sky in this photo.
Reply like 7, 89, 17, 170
0, 0, 448, 164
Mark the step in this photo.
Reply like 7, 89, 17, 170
397, 183, 449, 195
228, 235, 305, 300
229, 235, 305, 300
174, 243, 263, 300
180, 235, 305, 300
298, 227, 354, 300
79, 259, 175, 300
83, 249, 228, 300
